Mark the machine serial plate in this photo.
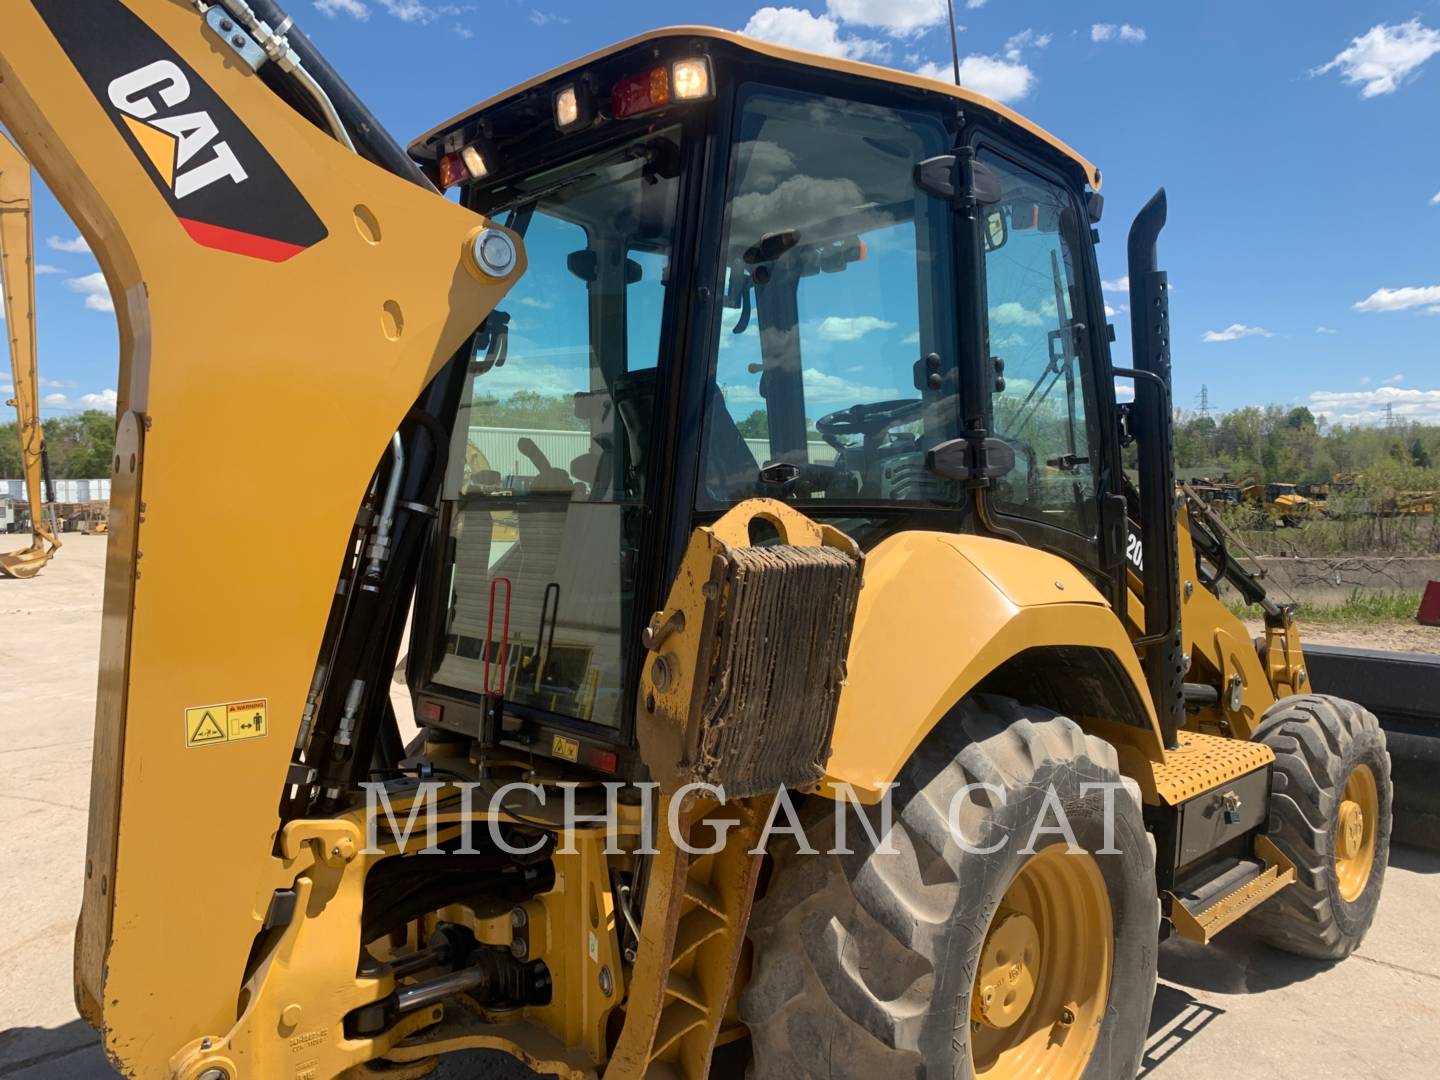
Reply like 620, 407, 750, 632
183, 698, 269, 748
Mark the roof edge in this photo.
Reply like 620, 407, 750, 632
408, 26, 1101, 190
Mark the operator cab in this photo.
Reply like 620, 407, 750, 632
407, 29, 1119, 770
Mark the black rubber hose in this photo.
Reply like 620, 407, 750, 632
241, 0, 435, 190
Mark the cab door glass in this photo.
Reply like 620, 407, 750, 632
979, 150, 1098, 537
699, 87, 958, 507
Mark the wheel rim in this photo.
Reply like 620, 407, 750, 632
1335, 763, 1379, 903
971, 846, 1113, 1080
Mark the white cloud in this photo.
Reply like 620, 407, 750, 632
1091, 24, 1146, 44
918, 55, 1035, 102
1309, 386, 1440, 426
65, 272, 114, 313
528, 8, 568, 26
1004, 29, 1052, 62
1201, 323, 1273, 343
1430, 191, 1440, 206
1101, 274, 1129, 293
965, 0, 985, 8
452, 22, 473, 39
1315, 325, 1338, 334
1384, 374, 1405, 385
39, 377, 77, 389
1353, 285, 1440, 313
825, 0, 947, 36
34, 263, 62, 275
46, 234, 90, 254
990, 301, 1044, 327
518, 297, 555, 310
315, 0, 370, 17
1104, 303, 1119, 318
801, 367, 901, 405
815, 315, 897, 342
43, 388, 117, 413
379, 0, 434, 21
742, 7, 884, 60
1313, 20, 1440, 98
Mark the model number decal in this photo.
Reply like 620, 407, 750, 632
1126, 531, 1144, 573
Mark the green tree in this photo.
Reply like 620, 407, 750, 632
735, 410, 769, 440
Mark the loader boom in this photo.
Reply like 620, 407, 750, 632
0, 129, 61, 578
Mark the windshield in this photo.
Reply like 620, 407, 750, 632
698, 87, 959, 507
429, 127, 681, 730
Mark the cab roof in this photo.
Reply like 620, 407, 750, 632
409, 26, 1101, 190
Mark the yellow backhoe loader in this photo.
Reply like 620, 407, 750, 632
1, 3, 1394, 1078
0, 128, 61, 577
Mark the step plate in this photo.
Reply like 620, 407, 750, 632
1169, 836, 1297, 944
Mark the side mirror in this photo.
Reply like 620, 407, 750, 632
914, 153, 1002, 205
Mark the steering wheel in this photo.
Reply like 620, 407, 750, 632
815, 399, 924, 449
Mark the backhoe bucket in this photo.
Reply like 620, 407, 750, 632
0, 539, 58, 578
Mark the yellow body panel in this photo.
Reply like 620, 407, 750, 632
412, 26, 1102, 191
0, 1, 520, 1072
823, 532, 1164, 801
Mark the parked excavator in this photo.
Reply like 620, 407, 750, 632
0, 128, 61, 577
1, 3, 1400, 1078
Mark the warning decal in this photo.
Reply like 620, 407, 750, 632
551, 735, 579, 763
185, 698, 268, 748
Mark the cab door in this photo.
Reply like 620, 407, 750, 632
971, 141, 1120, 590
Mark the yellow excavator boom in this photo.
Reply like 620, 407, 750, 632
0, 129, 61, 578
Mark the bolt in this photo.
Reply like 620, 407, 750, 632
510, 907, 528, 929
599, 966, 614, 997
510, 936, 529, 960
232, 34, 247, 48
198, 1070, 229, 1080
200, 1039, 212, 1051
219, 18, 234, 31
1060, 1007, 1076, 1027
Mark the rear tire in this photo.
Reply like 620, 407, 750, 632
1248, 694, 1392, 959
741, 695, 1157, 1079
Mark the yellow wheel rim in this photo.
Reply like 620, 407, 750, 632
1335, 763, 1379, 903
971, 847, 1113, 1080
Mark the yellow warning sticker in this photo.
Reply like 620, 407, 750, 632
185, 699, 268, 748
551, 734, 579, 763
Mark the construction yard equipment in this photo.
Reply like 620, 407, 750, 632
1, 3, 1410, 1078
0, 128, 61, 577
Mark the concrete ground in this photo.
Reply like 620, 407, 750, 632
2, 534, 1437, 1079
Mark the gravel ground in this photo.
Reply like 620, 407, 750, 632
3, 535, 1437, 1079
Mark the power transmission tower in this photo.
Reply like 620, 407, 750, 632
1196, 384, 1211, 420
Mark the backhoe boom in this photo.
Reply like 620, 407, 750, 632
0, 129, 60, 578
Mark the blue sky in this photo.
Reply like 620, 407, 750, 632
4, 0, 1439, 427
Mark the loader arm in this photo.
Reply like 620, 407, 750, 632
0, 129, 61, 578
0, 1, 522, 1074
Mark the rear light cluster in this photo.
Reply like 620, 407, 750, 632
438, 143, 488, 189
438, 56, 714, 189
554, 56, 713, 130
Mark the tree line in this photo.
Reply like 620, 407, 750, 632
0, 410, 117, 480
1170, 405, 1439, 496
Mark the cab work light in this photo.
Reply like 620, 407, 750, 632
611, 57, 713, 120
438, 143, 489, 189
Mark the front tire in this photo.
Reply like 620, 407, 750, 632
1248, 694, 1392, 959
741, 696, 1157, 1079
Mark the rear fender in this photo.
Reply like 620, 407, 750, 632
823, 532, 1165, 801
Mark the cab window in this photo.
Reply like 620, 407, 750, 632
979, 150, 1099, 537
698, 87, 958, 507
